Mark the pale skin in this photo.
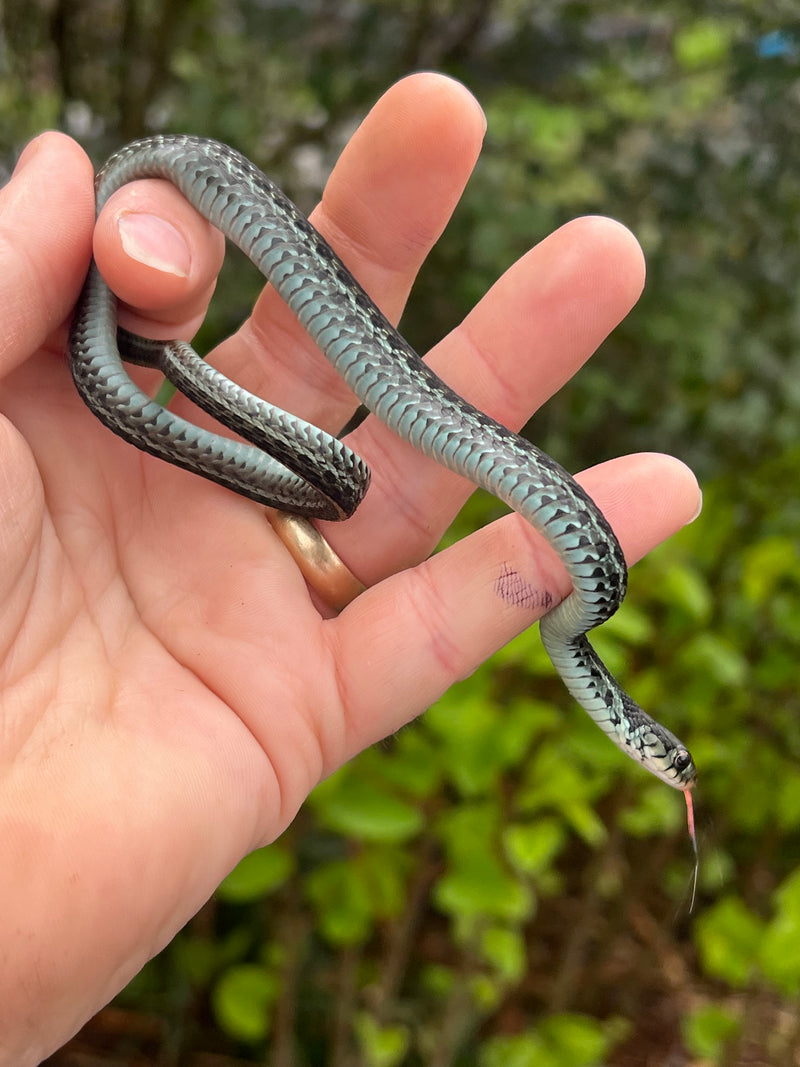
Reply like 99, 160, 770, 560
0, 73, 700, 1063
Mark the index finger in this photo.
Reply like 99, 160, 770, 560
93, 177, 226, 340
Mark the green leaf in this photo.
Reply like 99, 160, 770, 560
304, 859, 373, 946
479, 1032, 547, 1067
539, 1013, 616, 1066
434, 858, 533, 924
518, 742, 609, 835
478, 1015, 620, 1067
561, 800, 608, 849
759, 868, 800, 995
487, 91, 585, 165
682, 1003, 740, 1059
304, 848, 406, 946
310, 773, 423, 842
376, 729, 442, 798
211, 963, 279, 1043
618, 783, 688, 838
423, 688, 550, 797
674, 18, 736, 70
356, 846, 409, 919
759, 911, 800, 996
354, 1013, 410, 1067
424, 694, 510, 795
503, 818, 567, 877
655, 561, 713, 622
741, 536, 800, 605
435, 802, 502, 865
217, 844, 293, 903
479, 925, 527, 983
676, 633, 748, 688
772, 867, 800, 921
434, 802, 533, 921
604, 601, 653, 645
420, 963, 456, 999
695, 896, 763, 988
172, 936, 219, 987
469, 972, 504, 1011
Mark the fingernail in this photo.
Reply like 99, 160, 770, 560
686, 488, 704, 525
117, 212, 191, 277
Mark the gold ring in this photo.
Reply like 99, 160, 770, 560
266, 510, 366, 612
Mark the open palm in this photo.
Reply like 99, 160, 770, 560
0, 74, 699, 1063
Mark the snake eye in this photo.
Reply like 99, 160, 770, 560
674, 748, 693, 773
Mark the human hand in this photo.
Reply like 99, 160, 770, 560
0, 73, 700, 1063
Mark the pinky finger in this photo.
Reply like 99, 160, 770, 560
329, 452, 701, 760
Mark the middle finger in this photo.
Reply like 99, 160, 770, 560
172, 74, 487, 436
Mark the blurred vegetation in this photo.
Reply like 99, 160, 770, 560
3, 0, 800, 1063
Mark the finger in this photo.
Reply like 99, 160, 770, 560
0, 132, 94, 619
331, 452, 701, 759
93, 179, 226, 339
322, 215, 647, 582
201, 72, 487, 430
0, 132, 95, 376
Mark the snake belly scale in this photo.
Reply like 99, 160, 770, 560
68, 135, 696, 790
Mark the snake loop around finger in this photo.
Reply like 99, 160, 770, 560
68, 135, 696, 791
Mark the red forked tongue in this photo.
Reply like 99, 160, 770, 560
685, 788, 698, 912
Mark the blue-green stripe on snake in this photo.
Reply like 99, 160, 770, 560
68, 135, 697, 793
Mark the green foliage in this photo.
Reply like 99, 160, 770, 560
682, 1003, 741, 1061
309, 771, 426, 843
119, 445, 800, 1061
760, 867, 800, 996
211, 963, 280, 1042
696, 896, 764, 988
674, 17, 738, 71
305, 847, 410, 945
354, 1014, 411, 1067
433, 802, 535, 928
478, 1014, 624, 1067
216, 843, 294, 903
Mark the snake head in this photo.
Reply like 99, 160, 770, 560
669, 746, 697, 790
642, 727, 697, 790
615, 690, 697, 789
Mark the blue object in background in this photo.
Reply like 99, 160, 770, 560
756, 30, 797, 59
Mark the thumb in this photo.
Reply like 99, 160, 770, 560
0, 132, 95, 376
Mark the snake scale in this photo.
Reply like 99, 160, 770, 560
68, 135, 696, 791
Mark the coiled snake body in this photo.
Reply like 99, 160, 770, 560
68, 135, 696, 790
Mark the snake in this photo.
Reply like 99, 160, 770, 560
68, 135, 696, 792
